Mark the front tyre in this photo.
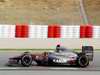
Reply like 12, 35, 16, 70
21, 54, 32, 67
77, 55, 89, 68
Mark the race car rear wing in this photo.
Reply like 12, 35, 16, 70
82, 46, 94, 61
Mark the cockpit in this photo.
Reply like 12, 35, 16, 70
55, 46, 73, 53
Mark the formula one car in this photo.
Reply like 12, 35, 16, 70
7, 46, 93, 68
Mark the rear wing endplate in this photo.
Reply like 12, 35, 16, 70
82, 46, 94, 61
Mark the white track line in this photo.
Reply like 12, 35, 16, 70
0, 67, 79, 70
49, 67, 79, 70
0, 67, 21, 70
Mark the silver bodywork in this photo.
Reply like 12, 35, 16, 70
48, 48, 78, 65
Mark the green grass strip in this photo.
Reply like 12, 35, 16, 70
0, 49, 54, 51
0, 49, 99, 51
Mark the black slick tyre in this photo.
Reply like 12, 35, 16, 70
21, 54, 32, 67
77, 55, 89, 68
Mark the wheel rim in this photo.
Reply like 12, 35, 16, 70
22, 55, 32, 66
23, 57, 30, 64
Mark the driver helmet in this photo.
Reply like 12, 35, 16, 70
56, 44, 61, 52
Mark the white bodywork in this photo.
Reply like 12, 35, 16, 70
49, 51, 78, 64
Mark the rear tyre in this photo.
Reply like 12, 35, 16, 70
77, 55, 89, 68
21, 54, 32, 67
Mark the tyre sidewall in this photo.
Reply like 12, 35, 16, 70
77, 55, 89, 67
21, 54, 32, 67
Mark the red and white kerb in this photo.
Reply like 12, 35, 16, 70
0, 24, 98, 38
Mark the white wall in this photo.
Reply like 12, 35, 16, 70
0, 38, 99, 49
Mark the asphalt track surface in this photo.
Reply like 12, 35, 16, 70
0, 51, 100, 71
